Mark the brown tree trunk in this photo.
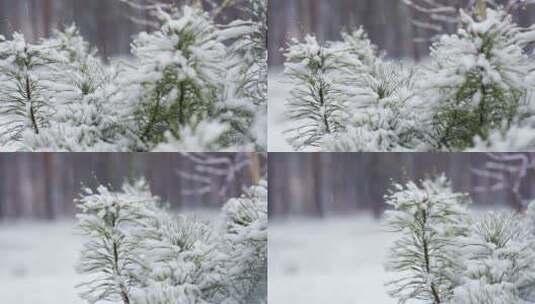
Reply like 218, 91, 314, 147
44, 154, 55, 219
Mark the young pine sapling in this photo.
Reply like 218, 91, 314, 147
385, 175, 469, 304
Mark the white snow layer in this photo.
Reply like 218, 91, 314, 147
0, 221, 83, 304
269, 215, 402, 304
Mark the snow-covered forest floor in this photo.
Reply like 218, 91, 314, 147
268, 70, 294, 152
0, 221, 82, 304
269, 214, 400, 304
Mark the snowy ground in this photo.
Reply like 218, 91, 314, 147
0, 220, 83, 304
268, 70, 295, 152
269, 214, 400, 304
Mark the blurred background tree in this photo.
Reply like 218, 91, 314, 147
269, 153, 535, 218
0, 152, 265, 221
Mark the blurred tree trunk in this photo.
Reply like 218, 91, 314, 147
249, 153, 262, 184
43, 0, 53, 37
4, 155, 21, 218
312, 154, 324, 217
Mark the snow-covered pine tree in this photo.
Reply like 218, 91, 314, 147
220, 180, 268, 304
421, 8, 535, 150
219, 0, 268, 150
385, 175, 469, 304
453, 211, 535, 304
283, 35, 347, 150
122, 5, 227, 148
0, 33, 55, 147
23, 25, 129, 151
77, 178, 268, 304
283, 27, 426, 152
131, 180, 268, 304
76, 179, 161, 304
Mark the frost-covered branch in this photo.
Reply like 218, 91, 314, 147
282, 5, 535, 152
